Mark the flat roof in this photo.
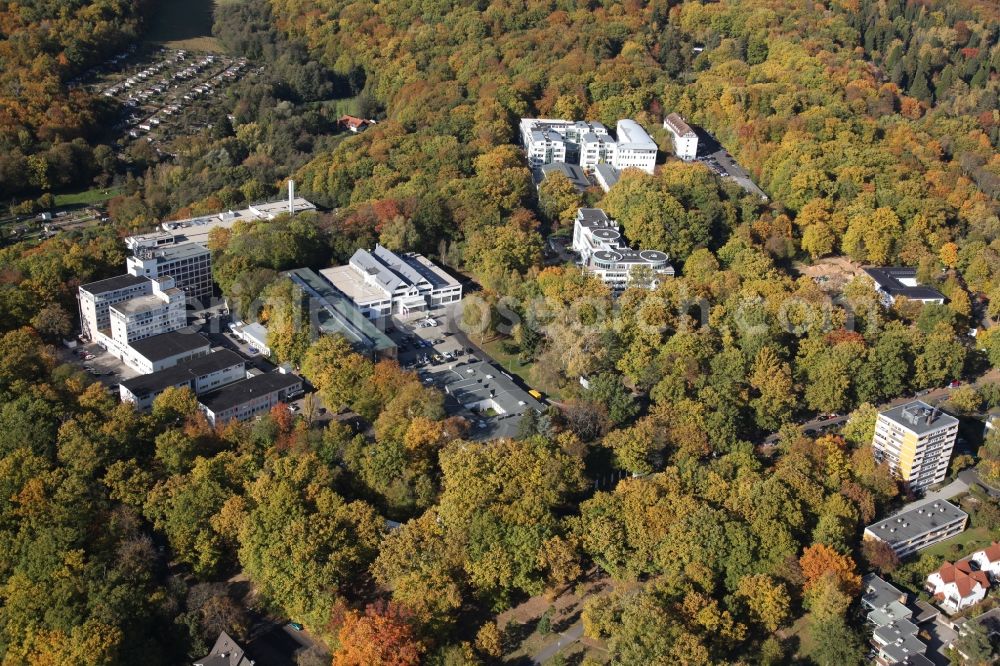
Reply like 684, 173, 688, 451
198, 371, 301, 414
576, 208, 614, 228
874, 618, 926, 663
880, 400, 958, 435
283, 268, 396, 353
320, 264, 386, 304
541, 163, 590, 192
80, 273, 149, 295
440, 358, 544, 416
238, 322, 268, 345
863, 267, 945, 301
862, 573, 907, 610
120, 349, 244, 397
148, 241, 209, 262
866, 499, 967, 545
111, 293, 171, 316
129, 331, 211, 362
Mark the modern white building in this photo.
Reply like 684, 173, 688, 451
78, 274, 156, 341
872, 401, 959, 491
520, 118, 657, 175
126, 241, 213, 305
198, 370, 303, 426
663, 113, 698, 161
121, 330, 212, 374
571, 208, 674, 292
612, 120, 657, 174
119, 348, 245, 409
320, 245, 463, 321
108, 276, 186, 345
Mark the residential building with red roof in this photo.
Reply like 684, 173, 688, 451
926, 559, 990, 614
970, 542, 1000, 580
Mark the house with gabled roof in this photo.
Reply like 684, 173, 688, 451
926, 559, 990, 614
970, 542, 1000, 580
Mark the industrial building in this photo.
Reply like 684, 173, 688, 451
198, 370, 303, 426
119, 348, 245, 409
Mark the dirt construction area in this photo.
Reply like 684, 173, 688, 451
794, 256, 864, 293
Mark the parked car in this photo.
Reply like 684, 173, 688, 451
949, 380, 961, 388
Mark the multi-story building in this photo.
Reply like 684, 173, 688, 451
663, 113, 698, 161
863, 500, 968, 558
612, 120, 657, 174
108, 276, 186, 344
126, 241, 213, 305
320, 245, 463, 321
872, 401, 959, 491
863, 267, 946, 307
198, 370, 303, 426
120, 349, 245, 409
571, 208, 674, 292
520, 118, 658, 175
78, 274, 155, 341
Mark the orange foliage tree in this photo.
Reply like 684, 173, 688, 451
799, 543, 861, 595
333, 603, 424, 666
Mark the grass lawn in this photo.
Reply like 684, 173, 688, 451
480, 337, 564, 401
145, 0, 224, 52
920, 526, 993, 560
54, 186, 123, 207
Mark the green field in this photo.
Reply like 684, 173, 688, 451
54, 186, 123, 208
145, 0, 224, 52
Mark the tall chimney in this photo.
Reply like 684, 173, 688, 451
288, 179, 295, 215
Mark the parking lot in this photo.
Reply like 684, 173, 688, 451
62, 340, 140, 395
694, 130, 769, 201
388, 313, 545, 439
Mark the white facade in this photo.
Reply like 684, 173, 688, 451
663, 113, 698, 161
320, 245, 463, 321
108, 277, 186, 344
124, 335, 211, 375
78, 274, 154, 341
872, 401, 959, 491
126, 241, 213, 305
199, 372, 303, 426
612, 120, 657, 174
520, 118, 657, 175
926, 561, 989, 614
571, 208, 674, 292
119, 350, 245, 410
970, 544, 1000, 580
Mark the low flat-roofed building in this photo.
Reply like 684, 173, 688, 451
872, 617, 928, 666
320, 245, 462, 321
864, 500, 968, 558
539, 162, 590, 193
663, 112, 698, 161
123, 330, 212, 374
862, 574, 913, 627
863, 267, 946, 306
593, 163, 620, 192
234, 321, 270, 356
438, 357, 544, 439
120, 349, 245, 409
199, 370, 303, 426
283, 267, 397, 359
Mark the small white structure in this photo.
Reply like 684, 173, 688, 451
235, 322, 271, 357
926, 560, 990, 614
663, 113, 698, 161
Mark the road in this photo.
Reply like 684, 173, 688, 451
531, 620, 584, 665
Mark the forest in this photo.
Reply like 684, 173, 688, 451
0, 0, 998, 664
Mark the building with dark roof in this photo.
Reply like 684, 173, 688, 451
199, 370, 303, 426
864, 500, 968, 558
863, 267, 946, 306
663, 112, 698, 161
120, 349, 245, 409
124, 330, 212, 374
193, 631, 255, 666
539, 162, 591, 193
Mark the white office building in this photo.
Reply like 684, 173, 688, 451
126, 241, 213, 305
199, 370, 303, 426
611, 120, 657, 174
571, 208, 674, 292
119, 348, 245, 409
320, 245, 463, 321
872, 401, 959, 491
78, 274, 157, 341
520, 118, 658, 175
108, 276, 186, 344
663, 113, 698, 161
